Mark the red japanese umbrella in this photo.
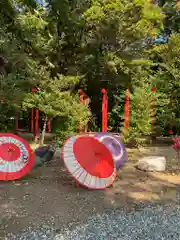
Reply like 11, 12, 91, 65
0, 133, 34, 181
62, 135, 117, 189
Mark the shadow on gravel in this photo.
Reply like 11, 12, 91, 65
1, 147, 180, 239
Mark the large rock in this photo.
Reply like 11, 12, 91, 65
35, 146, 49, 158
136, 156, 166, 172
33, 145, 55, 168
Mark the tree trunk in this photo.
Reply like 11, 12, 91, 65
39, 117, 47, 146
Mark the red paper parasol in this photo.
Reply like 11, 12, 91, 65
0, 133, 34, 181
62, 135, 117, 189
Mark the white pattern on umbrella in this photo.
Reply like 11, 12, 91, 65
0, 137, 29, 173
62, 136, 116, 189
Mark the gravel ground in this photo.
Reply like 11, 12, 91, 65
2, 146, 180, 240
6, 203, 180, 240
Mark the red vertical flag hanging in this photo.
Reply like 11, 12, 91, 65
124, 88, 130, 131
101, 88, 108, 132
84, 98, 89, 133
47, 120, 51, 133
79, 94, 84, 133
35, 108, 39, 137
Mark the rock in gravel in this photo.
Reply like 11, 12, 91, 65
136, 156, 166, 172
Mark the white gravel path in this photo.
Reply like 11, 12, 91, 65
7, 203, 180, 240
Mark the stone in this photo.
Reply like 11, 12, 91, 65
35, 146, 49, 158
136, 156, 166, 172
33, 145, 55, 168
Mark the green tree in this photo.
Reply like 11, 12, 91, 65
0, 3, 87, 141
23, 75, 88, 145
158, 0, 180, 33
149, 33, 180, 134
80, 0, 164, 119
2, 0, 177, 141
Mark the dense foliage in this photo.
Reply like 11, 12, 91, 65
0, 0, 179, 144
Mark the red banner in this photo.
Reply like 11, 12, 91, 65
101, 88, 108, 132
124, 89, 130, 131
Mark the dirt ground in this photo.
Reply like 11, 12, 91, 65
1, 145, 180, 239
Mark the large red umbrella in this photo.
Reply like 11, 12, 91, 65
0, 133, 34, 181
62, 135, 117, 189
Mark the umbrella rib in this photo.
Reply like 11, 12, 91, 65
73, 166, 84, 180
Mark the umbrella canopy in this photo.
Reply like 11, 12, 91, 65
95, 133, 128, 169
62, 135, 116, 189
0, 133, 34, 181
